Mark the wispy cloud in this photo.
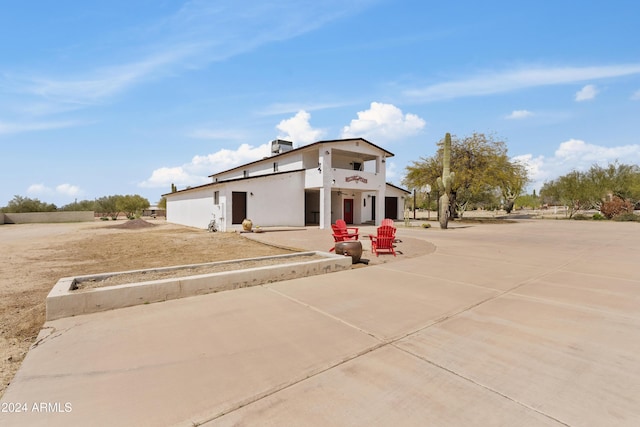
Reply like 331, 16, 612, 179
0, 120, 83, 135
631, 89, 640, 100
4, 0, 374, 122
404, 64, 640, 101
24, 50, 194, 105
505, 110, 534, 120
258, 101, 354, 116
575, 84, 598, 101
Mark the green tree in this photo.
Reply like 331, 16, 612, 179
540, 162, 640, 218
1, 196, 57, 213
59, 199, 96, 211
403, 133, 528, 218
588, 163, 640, 207
515, 193, 540, 209
490, 156, 529, 213
116, 194, 150, 219
540, 171, 594, 218
95, 195, 121, 219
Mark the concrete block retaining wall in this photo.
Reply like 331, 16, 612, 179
1, 211, 94, 224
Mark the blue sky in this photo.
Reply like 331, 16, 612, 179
1, 0, 639, 207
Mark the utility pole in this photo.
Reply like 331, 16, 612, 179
413, 189, 417, 219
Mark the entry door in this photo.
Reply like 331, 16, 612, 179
344, 199, 354, 224
232, 192, 247, 224
385, 197, 398, 220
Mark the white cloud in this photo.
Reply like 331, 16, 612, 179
404, 64, 640, 101
554, 139, 639, 163
27, 183, 83, 199
139, 143, 271, 189
55, 184, 82, 197
276, 110, 325, 145
139, 166, 203, 189
340, 102, 426, 142
516, 139, 640, 191
575, 84, 598, 101
505, 110, 533, 120
27, 184, 52, 196
631, 90, 640, 100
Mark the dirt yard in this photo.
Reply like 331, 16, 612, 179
0, 219, 294, 398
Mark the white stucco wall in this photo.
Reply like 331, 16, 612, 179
220, 171, 306, 230
166, 187, 215, 229
212, 153, 305, 182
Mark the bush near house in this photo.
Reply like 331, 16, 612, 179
600, 196, 634, 219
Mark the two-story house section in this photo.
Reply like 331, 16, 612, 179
164, 138, 410, 231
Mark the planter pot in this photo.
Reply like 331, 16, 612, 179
242, 219, 253, 232
335, 241, 362, 264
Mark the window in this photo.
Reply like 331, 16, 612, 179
214, 191, 219, 205
243, 170, 248, 178
273, 162, 278, 172
353, 162, 362, 171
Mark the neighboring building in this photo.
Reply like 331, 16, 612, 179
142, 206, 166, 218
164, 138, 410, 231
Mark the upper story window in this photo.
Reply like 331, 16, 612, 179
214, 191, 219, 205
243, 170, 249, 178
273, 162, 278, 172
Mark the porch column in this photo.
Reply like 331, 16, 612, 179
319, 187, 331, 229
375, 188, 385, 226
319, 146, 333, 229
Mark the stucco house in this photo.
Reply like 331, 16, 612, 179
164, 138, 410, 231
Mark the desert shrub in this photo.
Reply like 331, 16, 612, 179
421, 223, 431, 228
600, 196, 634, 219
612, 213, 640, 222
592, 213, 605, 220
573, 213, 589, 220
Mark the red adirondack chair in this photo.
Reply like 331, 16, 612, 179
335, 219, 359, 236
369, 225, 397, 257
329, 220, 359, 252
381, 218, 395, 228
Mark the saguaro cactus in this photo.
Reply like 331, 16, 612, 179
437, 133, 454, 229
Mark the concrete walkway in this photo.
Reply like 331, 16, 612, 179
2, 220, 639, 426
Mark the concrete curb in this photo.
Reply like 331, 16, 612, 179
46, 251, 351, 320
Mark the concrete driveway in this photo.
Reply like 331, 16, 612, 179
1, 220, 639, 426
